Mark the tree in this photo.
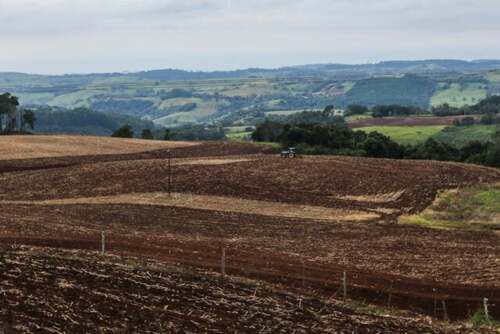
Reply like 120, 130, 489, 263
485, 142, 500, 167
112, 125, 134, 138
363, 131, 405, 159
461, 116, 475, 126
21, 109, 36, 131
345, 104, 369, 116
0, 93, 19, 132
251, 120, 283, 142
480, 113, 497, 125
323, 105, 335, 116
163, 129, 171, 140
141, 129, 154, 140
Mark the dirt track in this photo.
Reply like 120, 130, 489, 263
0, 138, 499, 330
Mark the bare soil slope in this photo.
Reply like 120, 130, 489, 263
0, 136, 499, 330
1, 245, 478, 333
0, 135, 198, 160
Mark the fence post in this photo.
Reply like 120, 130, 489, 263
387, 281, 393, 308
442, 300, 448, 322
101, 231, 105, 255
433, 288, 437, 318
342, 271, 347, 302
221, 247, 226, 278
301, 261, 305, 287
484, 298, 490, 325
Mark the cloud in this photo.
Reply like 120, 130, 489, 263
0, 0, 499, 73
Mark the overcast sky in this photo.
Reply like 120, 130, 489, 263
1, 0, 499, 74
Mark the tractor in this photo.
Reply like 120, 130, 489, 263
280, 147, 297, 158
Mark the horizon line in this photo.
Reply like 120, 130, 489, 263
2, 58, 500, 77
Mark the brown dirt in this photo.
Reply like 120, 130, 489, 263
2, 192, 378, 222
349, 115, 481, 128
1, 245, 480, 334
0, 140, 499, 328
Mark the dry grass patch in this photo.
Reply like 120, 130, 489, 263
336, 190, 405, 204
0, 135, 199, 160
4, 192, 379, 222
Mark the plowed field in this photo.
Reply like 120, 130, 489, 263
0, 135, 499, 332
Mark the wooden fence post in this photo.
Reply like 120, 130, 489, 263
101, 231, 105, 255
301, 261, 305, 287
387, 281, 394, 308
442, 300, 448, 322
433, 288, 437, 318
342, 271, 347, 302
484, 298, 490, 325
221, 247, 226, 277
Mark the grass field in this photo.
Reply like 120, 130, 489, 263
486, 70, 500, 83
432, 125, 498, 147
358, 125, 446, 145
345, 113, 372, 123
226, 131, 252, 141
430, 83, 487, 107
400, 183, 500, 232
155, 99, 223, 126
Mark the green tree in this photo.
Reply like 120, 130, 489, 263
141, 129, 154, 140
0, 93, 19, 132
112, 125, 134, 138
163, 129, 171, 140
346, 104, 369, 116
485, 142, 500, 167
21, 109, 36, 131
251, 120, 283, 142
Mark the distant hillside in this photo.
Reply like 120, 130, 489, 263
2, 59, 500, 128
339, 75, 437, 108
34, 107, 157, 136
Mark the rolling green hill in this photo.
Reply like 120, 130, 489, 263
340, 75, 438, 108
2, 60, 500, 128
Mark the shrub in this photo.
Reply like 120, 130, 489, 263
112, 125, 134, 138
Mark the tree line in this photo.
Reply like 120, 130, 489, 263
343, 95, 500, 118
112, 124, 225, 141
251, 117, 500, 167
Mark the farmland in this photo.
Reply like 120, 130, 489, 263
0, 135, 499, 332
432, 125, 499, 147
349, 115, 480, 128
430, 83, 488, 108
357, 125, 446, 145
2, 61, 500, 131
356, 124, 499, 146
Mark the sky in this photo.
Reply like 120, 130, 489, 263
0, 0, 499, 74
